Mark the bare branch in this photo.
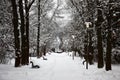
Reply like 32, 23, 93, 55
28, 0, 35, 10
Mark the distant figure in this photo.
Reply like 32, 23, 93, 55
82, 53, 93, 65
30, 61, 40, 68
42, 42, 48, 60
82, 54, 87, 65
43, 42, 47, 56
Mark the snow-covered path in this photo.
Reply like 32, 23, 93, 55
0, 52, 120, 80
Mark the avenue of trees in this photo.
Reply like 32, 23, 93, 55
0, 0, 64, 66
65, 0, 120, 71
0, 0, 120, 71
10, 0, 63, 67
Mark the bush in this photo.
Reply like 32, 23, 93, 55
112, 48, 120, 64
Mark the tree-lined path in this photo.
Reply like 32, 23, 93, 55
0, 0, 120, 80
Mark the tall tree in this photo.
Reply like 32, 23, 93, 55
20, 0, 35, 65
11, 0, 21, 67
24, 0, 35, 64
19, 0, 26, 65
105, 0, 113, 71
36, 0, 61, 57
96, 0, 104, 68
37, 0, 41, 58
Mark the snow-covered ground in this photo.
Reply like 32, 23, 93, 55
0, 52, 120, 80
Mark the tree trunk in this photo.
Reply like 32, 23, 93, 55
11, 0, 21, 67
106, 29, 112, 71
37, 0, 41, 58
25, 0, 29, 65
96, 0, 104, 68
18, 0, 27, 65
105, 0, 112, 71
97, 27, 104, 68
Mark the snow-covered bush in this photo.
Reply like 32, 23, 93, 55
112, 48, 120, 64
0, 38, 14, 64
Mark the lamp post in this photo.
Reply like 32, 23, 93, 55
85, 22, 91, 69
72, 35, 75, 60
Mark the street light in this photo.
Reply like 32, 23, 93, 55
85, 22, 91, 28
85, 22, 91, 69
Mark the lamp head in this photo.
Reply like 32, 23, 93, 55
85, 22, 91, 28
72, 35, 75, 39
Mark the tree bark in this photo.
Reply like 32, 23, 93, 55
11, 0, 21, 67
97, 27, 104, 68
20, 0, 34, 65
19, 0, 27, 65
96, 0, 104, 68
24, 0, 29, 65
106, 29, 112, 71
105, 0, 112, 71
37, 0, 41, 58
